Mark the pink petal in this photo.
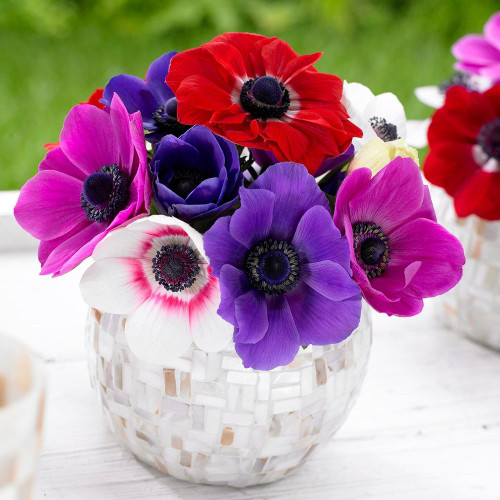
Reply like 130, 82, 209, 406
452, 35, 500, 65
109, 95, 135, 177
39, 147, 89, 181
80, 257, 151, 314
60, 104, 119, 173
484, 13, 500, 52
14, 170, 86, 240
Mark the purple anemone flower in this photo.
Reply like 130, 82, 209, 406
151, 125, 243, 221
101, 52, 190, 142
333, 157, 465, 316
250, 144, 354, 178
14, 94, 151, 277
452, 12, 500, 83
204, 162, 361, 370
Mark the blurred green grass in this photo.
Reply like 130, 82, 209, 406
0, 0, 497, 189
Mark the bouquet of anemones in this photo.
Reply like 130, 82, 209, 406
15, 32, 465, 371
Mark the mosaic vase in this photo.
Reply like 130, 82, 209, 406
86, 304, 372, 487
432, 187, 500, 350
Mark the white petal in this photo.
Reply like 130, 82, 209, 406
406, 119, 430, 149
125, 293, 192, 364
471, 75, 493, 92
92, 226, 154, 261
364, 92, 407, 138
342, 81, 375, 115
414, 86, 444, 108
189, 274, 233, 352
80, 257, 151, 314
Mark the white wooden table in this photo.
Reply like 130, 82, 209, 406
1, 192, 499, 499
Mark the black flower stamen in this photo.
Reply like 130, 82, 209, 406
438, 72, 475, 93
369, 117, 399, 142
477, 117, 500, 161
152, 244, 200, 292
240, 76, 290, 119
153, 97, 190, 137
81, 164, 129, 223
246, 239, 300, 295
169, 167, 206, 199
352, 223, 390, 279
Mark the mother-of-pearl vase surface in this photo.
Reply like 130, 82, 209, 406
431, 186, 500, 350
86, 303, 372, 487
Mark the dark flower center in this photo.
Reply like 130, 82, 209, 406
245, 239, 300, 295
240, 76, 290, 119
369, 117, 399, 142
477, 118, 500, 161
169, 167, 206, 199
152, 97, 190, 137
352, 223, 390, 279
81, 164, 129, 223
152, 244, 200, 292
438, 72, 474, 93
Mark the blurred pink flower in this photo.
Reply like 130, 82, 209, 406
452, 12, 500, 82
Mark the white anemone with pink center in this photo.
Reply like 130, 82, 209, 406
80, 215, 232, 364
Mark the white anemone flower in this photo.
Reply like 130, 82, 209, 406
342, 81, 408, 151
414, 73, 492, 109
80, 215, 233, 364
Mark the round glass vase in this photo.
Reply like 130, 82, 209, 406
86, 303, 372, 487
432, 187, 500, 350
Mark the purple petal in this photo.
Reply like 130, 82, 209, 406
251, 162, 330, 241
287, 285, 361, 346
154, 135, 200, 174
181, 125, 225, 176
303, 260, 360, 300
14, 170, 86, 240
185, 177, 223, 204
485, 13, 500, 52
60, 104, 119, 173
235, 296, 300, 370
314, 144, 355, 177
251, 148, 277, 168
102, 75, 159, 124
233, 290, 268, 344
203, 217, 248, 276
229, 188, 274, 248
292, 205, 351, 272
452, 35, 500, 65
145, 52, 177, 104
218, 264, 250, 324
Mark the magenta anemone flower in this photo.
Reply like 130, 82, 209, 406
204, 163, 361, 370
80, 216, 232, 364
14, 94, 151, 276
452, 12, 500, 83
333, 157, 465, 316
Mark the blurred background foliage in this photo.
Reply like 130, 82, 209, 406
0, 0, 498, 189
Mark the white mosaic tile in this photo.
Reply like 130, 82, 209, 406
432, 187, 500, 350
86, 304, 372, 487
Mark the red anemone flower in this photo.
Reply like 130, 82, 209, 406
166, 32, 362, 174
424, 84, 500, 220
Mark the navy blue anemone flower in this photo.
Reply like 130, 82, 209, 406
150, 125, 243, 221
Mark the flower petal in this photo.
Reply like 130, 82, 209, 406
452, 35, 500, 65
145, 51, 177, 104
286, 285, 361, 346
14, 170, 86, 240
125, 293, 192, 364
292, 205, 351, 272
80, 257, 151, 314
485, 13, 500, 52
233, 290, 268, 344
303, 260, 360, 300
189, 273, 233, 352
235, 295, 300, 370
60, 103, 119, 173
229, 188, 274, 248
217, 264, 250, 324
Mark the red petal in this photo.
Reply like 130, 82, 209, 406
203, 41, 248, 80
454, 171, 500, 220
289, 70, 343, 102
176, 75, 232, 111
260, 120, 309, 161
83, 88, 105, 109
282, 52, 322, 84
261, 38, 299, 78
